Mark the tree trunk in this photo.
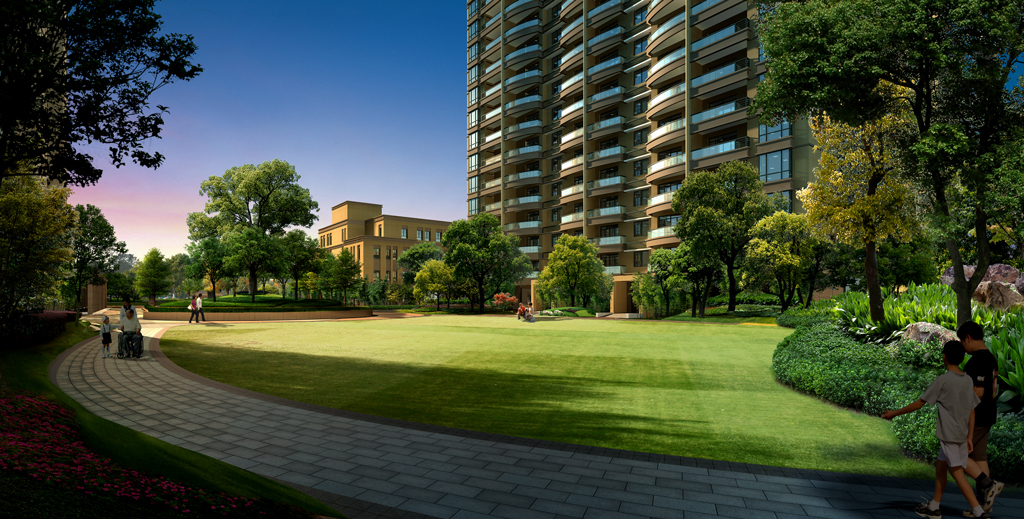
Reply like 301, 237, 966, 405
864, 240, 885, 322
661, 286, 670, 316
726, 261, 738, 312
690, 285, 699, 317
149, 293, 156, 306
208, 272, 217, 302
249, 268, 257, 303
478, 283, 487, 314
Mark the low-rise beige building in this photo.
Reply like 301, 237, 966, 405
318, 201, 450, 283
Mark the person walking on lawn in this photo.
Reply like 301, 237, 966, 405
195, 292, 205, 322
957, 321, 1004, 511
882, 340, 989, 519
188, 294, 198, 323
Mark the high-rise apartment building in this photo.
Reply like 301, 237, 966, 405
465, 0, 816, 312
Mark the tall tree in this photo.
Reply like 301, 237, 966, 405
186, 236, 227, 302
414, 259, 454, 310
279, 230, 323, 301
168, 253, 191, 298
0, 174, 76, 330
442, 213, 531, 313
397, 242, 443, 284
325, 248, 363, 304
753, 0, 1024, 323
646, 248, 679, 317
536, 235, 607, 307
798, 91, 922, 321
0, 1, 202, 186
745, 212, 818, 312
672, 161, 778, 312
224, 228, 282, 303
67, 204, 127, 309
134, 248, 172, 305
673, 242, 723, 318
989, 129, 1024, 267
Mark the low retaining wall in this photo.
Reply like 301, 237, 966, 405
147, 309, 375, 321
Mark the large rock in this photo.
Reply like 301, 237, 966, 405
941, 264, 1020, 286
972, 281, 1024, 311
902, 322, 958, 346
1016, 276, 1024, 296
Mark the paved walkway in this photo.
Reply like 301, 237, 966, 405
53, 322, 1022, 519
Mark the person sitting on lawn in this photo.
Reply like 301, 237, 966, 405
882, 341, 988, 519
526, 304, 535, 323
516, 303, 526, 321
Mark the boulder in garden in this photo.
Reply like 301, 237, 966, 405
901, 322, 957, 346
972, 281, 1024, 312
941, 264, 1020, 286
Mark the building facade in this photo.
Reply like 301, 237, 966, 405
465, 0, 816, 312
318, 202, 450, 283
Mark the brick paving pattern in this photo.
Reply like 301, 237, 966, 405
53, 323, 1022, 519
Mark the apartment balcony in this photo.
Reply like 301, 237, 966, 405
560, 0, 584, 21
506, 19, 542, 46
505, 195, 542, 212
559, 183, 585, 204
505, 69, 543, 94
647, 11, 686, 56
483, 130, 503, 152
480, 153, 503, 174
690, 98, 750, 135
505, 220, 543, 235
588, 146, 625, 168
559, 155, 585, 177
690, 137, 751, 169
645, 191, 675, 217
588, 25, 625, 54
588, 86, 625, 112
691, 19, 751, 66
591, 235, 626, 253
587, 116, 627, 140
646, 47, 686, 89
561, 16, 585, 46
692, 0, 749, 31
605, 265, 626, 275
647, 119, 686, 151
587, 205, 626, 225
481, 59, 502, 83
505, 170, 543, 188
647, 225, 681, 248
647, 154, 686, 184
484, 200, 503, 215
480, 176, 503, 197
560, 210, 585, 231
505, 94, 542, 117
505, 0, 541, 23
647, 0, 685, 26
519, 244, 543, 259
482, 0, 501, 15
588, 56, 624, 82
560, 45, 585, 72
481, 82, 502, 105
506, 44, 543, 70
589, 0, 623, 26
560, 99, 585, 126
691, 59, 751, 100
560, 127, 585, 149
505, 145, 543, 164
482, 35, 503, 60
526, 270, 541, 280
587, 176, 626, 197
646, 83, 686, 120
559, 71, 585, 100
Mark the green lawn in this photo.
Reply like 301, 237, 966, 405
161, 315, 935, 480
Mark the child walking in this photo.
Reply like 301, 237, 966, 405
882, 341, 988, 518
100, 316, 113, 358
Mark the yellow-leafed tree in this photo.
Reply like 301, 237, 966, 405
798, 82, 920, 322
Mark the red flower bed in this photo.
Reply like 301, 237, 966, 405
0, 394, 282, 517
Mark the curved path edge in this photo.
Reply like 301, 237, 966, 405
50, 323, 1022, 519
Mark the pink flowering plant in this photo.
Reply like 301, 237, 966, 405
0, 394, 300, 517
491, 292, 518, 312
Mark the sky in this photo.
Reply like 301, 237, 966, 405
68, 0, 469, 259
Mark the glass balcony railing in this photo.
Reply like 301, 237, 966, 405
589, 0, 621, 19
526, 271, 540, 279
649, 119, 684, 141
484, 14, 500, 28
506, 19, 541, 38
505, 195, 542, 207
649, 154, 685, 174
650, 0, 663, 10
560, 183, 584, 197
587, 177, 625, 191
561, 211, 584, 224
504, 221, 541, 231
485, 61, 501, 74
505, 120, 542, 135
691, 20, 748, 51
483, 178, 502, 189
484, 106, 502, 119
650, 11, 685, 42
586, 205, 626, 218
562, 71, 584, 90
561, 45, 584, 64
519, 245, 543, 254
649, 191, 675, 206
591, 236, 626, 246
505, 69, 542, 85
505, 145, 542, 158
691, 99, 749, 123
650, 83, 685, 107
484, 155, 503, 166
561, 128, 584, 144
506, 0, 534, 14
505, 94, 542, 110
605, 265, 626, 275
485, 201, 502, 212
589, 87, 624, 104
691, 59, 748, 87
588, 56, 623, 76
693, 0, 728, 14
588, 115, 625, 132
562, 99, 584, 116
562, 16, 583, 35
485, 131, 501, 143
485, 83, 501, 96
587, 146, 625, 160
485, 37, 502, 52
648, 226, 677, 240
505, 170, 542, 183
649, 47, 685, 76
691, 138, 748, 160
588, 26, 624, 47
507, 44, 542, 61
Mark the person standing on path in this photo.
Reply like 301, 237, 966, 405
118, 297, 135, 325
195, 292, 205, 322
188, 294, 198, 323
957, 321, 1004, 510
99, 316, 113, 358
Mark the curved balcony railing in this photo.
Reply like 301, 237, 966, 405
485, 131, 502, 143
505, 69, 542, 85
484, 14, 501, 28
588, 116, 625, 132
648, 226, 676, 240
587, 146, 625, 160
519, 245, 543, 254
485, 61, 502, 74
560, 183, 584, 197
691, 138, 749, 160
588, 26, 624, 47
507, 44, 542, 61
485, 37, 502, 51
587, 205, 626, 218
484, 154, 503, 166
649, 191, 675, 206
650, 83, 686, 107
484, 106, 502, 119
588, 86, 624, 104
504, 221, 542, 231
506, 0, 535, 14
649, 119, 685, 141
505, 195, 542, 207
562, 99, 584, 117
691, 19, 750, 51
505, 94, 542, 110
561, 211, 584, 224
588, 56, 623, 76
562, 71, 584, 90
650, 154, 685, 174
588, 0, 621, 19
505, 170, 542, 183
691, 98, 750, 124
562, 16, 583, 35
561, 155, 585, 170
561, 128, 584, 144
506, 19, 541, 38
693, 0, 728, 14
561, 44, 584, 63
504, 145, 542, 158
485, 83, 502, 96
650, 47, 685, 76
504, 120, 542, 134
691, 59, 749, 87
484, 201, 502, 212
605, 265, 625, 275
483, 178, 502, 189
587, 177, 625, 191
591, 236, 626, 246
650, 11, 685, 42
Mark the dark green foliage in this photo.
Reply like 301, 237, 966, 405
707, 292, 780, 306
776, 298, 837, 328
988, 412, 1024, 479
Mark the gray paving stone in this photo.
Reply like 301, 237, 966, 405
350, 476, 404, 494
276, 471, 324, 487
593, 488, 652, 505
312, 468, 360, 484
580, 508, 646, 519
476, 490, 537, 508
438, 494, 500, 514
744, 497, 811, 515
389, 471, 436, 488
764, 491, 834, 507
355, 489, 409, 508
492, 504, 556, 519
428, 480, 483, 498
397, 499, 460, 519
652, 496, 717, 514
511, 485, 570, 503
546, 481, 597, 497
497, 473, 551, 489
394, 485, 447, 503
616, 502, 684, 519
623, 482, 683, 499
530, 498, 586, 518
464, 477, 519, 493
312, 480, 367, 499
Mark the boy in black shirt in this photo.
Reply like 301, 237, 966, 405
956, 321, 1004, 512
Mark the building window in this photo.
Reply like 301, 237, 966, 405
357, 245, 360, 260
468, 175, 480, 194
633, 189, 649, 207
374, 270, 380, 280
467, 132, 479, 150
633, 128, 649, 146
425, 230, 431, 241
467, 152, 479, 171
600, 196, 619, 208
386, 271, 391, 282
658, 181, 681, 195
633, 159, 649, 177
386, 247, 391, 260
417, 229, 423, 241
634, 220, 649, 236
758, 121, 791, 142
634, 250, 649, 268
634, 7, 648, 25
436, 231, 442, 243
328, 234, 332, 246
633, 67, 648, 86
467, 198, 480, 216
373, 246, 380, 259
551, 208, 561, 222
600, 254, 619, 266
659, 215, 681, 228
633, 97, 648, 115
771, 190, 794, 212
320, 236, 324, 247
378, 224, 383, 237
634, 38, 648, 56
758, 149, 792, 182
468, 111, 479, 129
551, 181, 562, 197
401, 228, 408, 239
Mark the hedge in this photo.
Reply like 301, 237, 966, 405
707, 292, 780, 306
0, 311, 77, 347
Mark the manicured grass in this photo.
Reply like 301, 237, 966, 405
161, 315, 935, 480
0, 321, 338, 517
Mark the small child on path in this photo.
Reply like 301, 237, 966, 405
882, 341, 987, 519
100, 316, 113, 358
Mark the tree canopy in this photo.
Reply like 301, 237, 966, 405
134, 248, 172, 305
186, 236, 228, 302
223, 228, 282, 302
745, 212, 817, 311
537, 235, 608, 308
0, 0, 202, 186
397, 242, 443, 284
279, 230, 323, 300
66, 204, 126, 308
441, 213, 530, 313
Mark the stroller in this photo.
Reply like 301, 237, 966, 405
117, 331, 143, 359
